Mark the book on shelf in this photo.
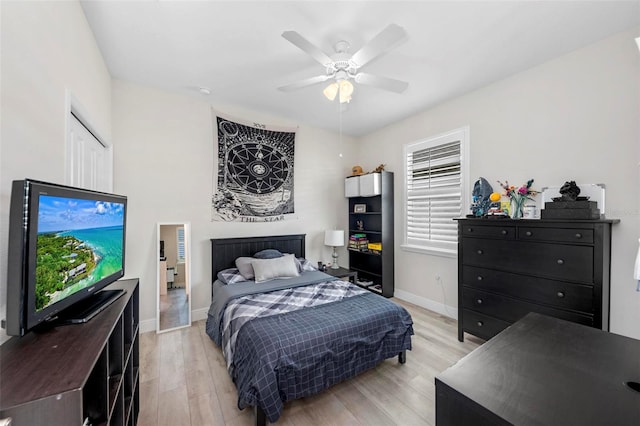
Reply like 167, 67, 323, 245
368, 284, 382, 292
348, 234, 369, 251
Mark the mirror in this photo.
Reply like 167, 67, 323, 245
157, 222, 191, 333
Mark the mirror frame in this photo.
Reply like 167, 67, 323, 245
156, 222, 192, 333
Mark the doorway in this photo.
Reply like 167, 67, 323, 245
157, 222, 191, 332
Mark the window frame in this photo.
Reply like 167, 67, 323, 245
401, 126, 470, 258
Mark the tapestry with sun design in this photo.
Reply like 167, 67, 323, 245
212, 113, 296, 222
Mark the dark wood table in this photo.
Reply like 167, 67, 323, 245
323, 266, 358, 284
436, 312, 640, 425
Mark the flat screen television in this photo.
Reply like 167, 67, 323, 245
6, 179, 127, 336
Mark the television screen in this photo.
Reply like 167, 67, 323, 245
35, 195, 125, 312
6, 179, 127, 336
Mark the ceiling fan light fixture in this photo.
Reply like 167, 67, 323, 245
323, 79, 353, 103
323, 82, 339, 101
338, 79, 353, 103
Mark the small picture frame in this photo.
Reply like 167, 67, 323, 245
354, 204, 367, 213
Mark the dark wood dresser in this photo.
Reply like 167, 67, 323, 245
436, 312, 640, 425
457, 218, 617, 341
0, 279, 139, 426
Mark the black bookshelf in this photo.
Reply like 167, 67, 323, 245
347, 171, 394, 297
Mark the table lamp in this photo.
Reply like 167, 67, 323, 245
324, 230, 344, 269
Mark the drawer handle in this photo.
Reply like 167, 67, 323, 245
501, 230, 507, 235
557, 259, 564, 265
468, 228, 473, 232
477, 275, 483, 281
575, 233, 582, 239
557, 291, 565, 298
525, 231, 532, 236
477, 249, 483, 255
477, 321, 484, 327
476, 299, 483, 305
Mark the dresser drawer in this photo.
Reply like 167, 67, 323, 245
461, 224, 515, 240
518, 227, 594, 244
461, 309, 510, 340
461, 266, 594, 312
463, 288, 594, 326
462, 239, 594, 283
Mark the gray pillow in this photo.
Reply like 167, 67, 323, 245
235, 256, 255, 280
253, 249, 284, 259
217, 268, 248, 285
251, 254, 299, 283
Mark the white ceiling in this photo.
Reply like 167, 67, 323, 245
80, 1, 640, 136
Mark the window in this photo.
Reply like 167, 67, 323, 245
177, 227, 186, 262
402, 127, 469, 257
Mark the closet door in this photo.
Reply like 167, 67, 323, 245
67, 112, 111, 191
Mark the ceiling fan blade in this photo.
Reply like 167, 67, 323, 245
350, 24, 407, 68
282, 31, 333, 67
277, 74, 331, 92
354, 72, 408, 93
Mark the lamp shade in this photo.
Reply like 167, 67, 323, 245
338, 80, 353, 103
323, 82, 339, 101
323, 80, 354, 104
324, 230, 344, 247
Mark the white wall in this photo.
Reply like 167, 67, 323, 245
112, 80, 356, 328
0, 1, 112, 343
354, 28, 640, 339
2, 1, 638, 341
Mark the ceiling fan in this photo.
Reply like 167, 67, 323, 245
278, 24, 409, 103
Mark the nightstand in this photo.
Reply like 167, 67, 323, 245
323, 267, 358, 285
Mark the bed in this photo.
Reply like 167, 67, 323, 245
205, 234, 414, 425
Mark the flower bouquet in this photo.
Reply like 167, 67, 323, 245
497, 179, 538, 219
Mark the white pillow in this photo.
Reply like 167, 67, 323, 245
251, 254, 300, 283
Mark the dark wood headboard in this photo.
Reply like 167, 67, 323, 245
210, 234, 306, 280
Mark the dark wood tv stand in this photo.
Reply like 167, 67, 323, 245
0, 279, 139, 426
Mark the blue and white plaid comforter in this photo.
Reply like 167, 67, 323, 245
206, 272, 414, 423
222, 279, 368, 375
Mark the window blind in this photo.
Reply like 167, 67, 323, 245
177, 227, 186, 261
406, 140, 462, 250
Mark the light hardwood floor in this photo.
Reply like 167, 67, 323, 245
138, 299, 484, 426
159, 287, 190, 330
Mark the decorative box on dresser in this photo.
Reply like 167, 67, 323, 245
346, 171, 394, 297
457, 218, 618, 341
0, 279, 140, 426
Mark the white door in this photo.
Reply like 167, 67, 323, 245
67, 113, 111, 191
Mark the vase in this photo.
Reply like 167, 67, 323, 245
510, 196, 525, 219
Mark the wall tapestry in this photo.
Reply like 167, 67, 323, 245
212, 113, 296, 222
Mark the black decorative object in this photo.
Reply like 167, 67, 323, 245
558, 181, 580, 201
542, 180, 601, 219
471, 177, 493, 217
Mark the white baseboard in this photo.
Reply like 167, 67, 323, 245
139, 318, 156, 334
394, 289, 458, 320
192, 307, 209, 322
139, 307, 209, 334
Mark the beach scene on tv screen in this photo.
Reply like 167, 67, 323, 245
35, 195, 125, 311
